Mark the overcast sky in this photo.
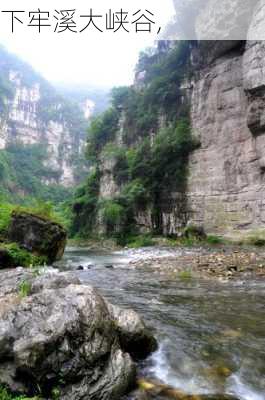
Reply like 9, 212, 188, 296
0, 0, 175, 88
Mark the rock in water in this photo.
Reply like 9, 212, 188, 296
108, 304, 158, 360
132, 379, 240, 400
8, 211, 67, 263
0, 269, 157, 400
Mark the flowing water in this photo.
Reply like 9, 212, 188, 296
57, 247, 265, 400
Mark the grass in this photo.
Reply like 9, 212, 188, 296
205, 235, 225, 245
18, 280, 32, 298
0, 202, 14, 234
178, 270, 193, 280
127, 235, 155, 248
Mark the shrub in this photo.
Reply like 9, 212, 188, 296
74, 42, 198, 238
70, 169, 100, 236
101, 200, 125, 230
86, 108, 119, 159
127, 235, 155, 248
4, 243, 47, 268
206, 235, 224, 245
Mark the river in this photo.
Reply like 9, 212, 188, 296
57, 246, 265, 400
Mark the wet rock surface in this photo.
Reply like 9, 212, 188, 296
107, 304, 158, 360
0, 269, 157, 399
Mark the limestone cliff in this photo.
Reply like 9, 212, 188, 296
187, 40, 265, 239
0, 46, 88, 188
75, 40, 265, 240
71, 3, 265, 240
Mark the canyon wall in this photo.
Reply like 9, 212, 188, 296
187, 41, 265, 238
0, 47, 89, 187
95, 40, 265, 239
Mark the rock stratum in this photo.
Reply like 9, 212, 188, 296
187, 39, 265, 239
85, 37, 265, 241
0, 269, 157, 399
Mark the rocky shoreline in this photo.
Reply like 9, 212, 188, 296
128, 246, 265, 280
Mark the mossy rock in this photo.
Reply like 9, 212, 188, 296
8, 211, 67, 264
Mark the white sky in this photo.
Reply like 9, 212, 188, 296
0, 0, 175, 88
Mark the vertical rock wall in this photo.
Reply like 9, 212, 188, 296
187, 40, 265, 238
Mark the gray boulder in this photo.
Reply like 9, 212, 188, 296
107, 304, 158, 360
0, 270, 157, 399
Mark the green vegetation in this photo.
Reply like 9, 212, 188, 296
18, 279, 32, 298
86, 108, 119, 160
71, 169, 100, 237
0, 144, 72, 204
71, 42, 199, 241
0, 386, 38, 400
127, 235, 155, 248
1, 243, 47, 267
0, 384, 61, 400
0, 199, 69, 237
51, 388, 60, 400
101, 200, 125, 232
178, 270, 193, 280
0, 202, 13, 236
206, 235, 225, 245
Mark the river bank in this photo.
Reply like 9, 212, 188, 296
127, 246, 265, 280
66, 238, 265, 280
58, 246, 265, 400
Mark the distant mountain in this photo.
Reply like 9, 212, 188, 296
55, 83, 110, 119
0, 45, 89, 202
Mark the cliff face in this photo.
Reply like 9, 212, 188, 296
89, 40, 265, 240
0, 47, 88, 188
187, 40, 265, 238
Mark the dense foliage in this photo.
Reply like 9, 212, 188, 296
71, 169, 100, 237
0, 144, 71, 203
71, 42, 199, 240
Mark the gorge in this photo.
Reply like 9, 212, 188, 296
1, 2, 265, 400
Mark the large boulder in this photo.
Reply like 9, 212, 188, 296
0, 269, 157, 400
8, 211, 67, 264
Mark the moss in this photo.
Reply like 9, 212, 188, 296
2, 243, 47, 267
0, 386, 39, 399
